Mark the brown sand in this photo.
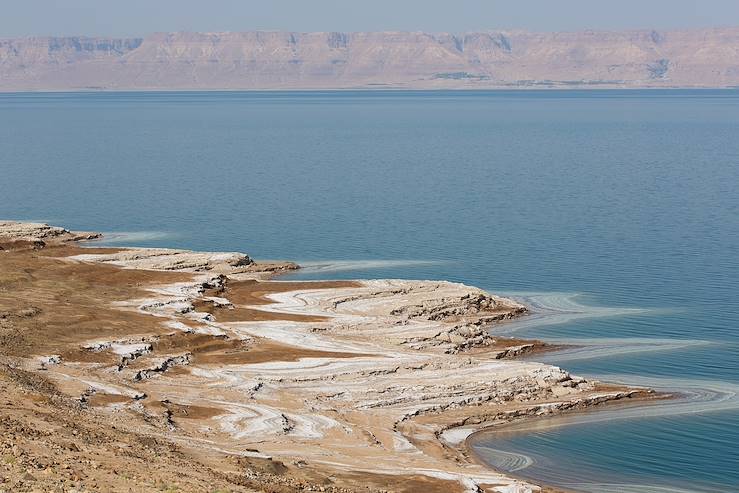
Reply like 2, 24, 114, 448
193, 278, 362, 323
0, 246, 193, 357
0, 245, 394, 492
0, 241, 656, 493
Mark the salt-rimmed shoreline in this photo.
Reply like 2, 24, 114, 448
1, 220, 657, 493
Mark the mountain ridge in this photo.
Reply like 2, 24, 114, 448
2, 27, 738, 90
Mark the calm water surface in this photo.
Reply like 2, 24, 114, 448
1, 90, 737, 492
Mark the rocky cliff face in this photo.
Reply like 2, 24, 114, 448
1, 28, 738, 90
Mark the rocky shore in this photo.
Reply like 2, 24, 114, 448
0, 221, 651, 493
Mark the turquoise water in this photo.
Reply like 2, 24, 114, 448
1, 90, 738, 492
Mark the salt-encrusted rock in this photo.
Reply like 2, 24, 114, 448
2, 222, 296, 278
0, 221, 100, 249
38, 355, 62, 369
133, 354, 192, 381
69, 248, 253, 273
0, 221, 72, 241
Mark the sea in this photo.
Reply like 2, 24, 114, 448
1, 90, 737, 492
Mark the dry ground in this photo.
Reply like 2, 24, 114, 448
0, 245, 475, 492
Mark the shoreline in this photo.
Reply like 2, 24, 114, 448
3, 87, 739, 95
0, 221, 656, 493
463, 388, 670, 493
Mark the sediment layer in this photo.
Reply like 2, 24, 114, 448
2, 28, 739, 90
0, 221, 649, 492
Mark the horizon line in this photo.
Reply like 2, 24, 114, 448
3, 25, 739, 39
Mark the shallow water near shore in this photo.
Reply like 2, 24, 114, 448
1, 90, 738, 492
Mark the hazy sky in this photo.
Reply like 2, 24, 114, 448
3, 0, 739, 37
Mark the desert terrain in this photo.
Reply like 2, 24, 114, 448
0, 221, 653, 493
1, 28, 739, 91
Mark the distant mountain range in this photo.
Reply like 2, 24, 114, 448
1, 28, 738, 91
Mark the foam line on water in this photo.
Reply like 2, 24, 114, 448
295, 259, 445, 274
474, 376, 739, 492
491, 291, 658, 335
593, 375, 739, 416
91, 231, 177, 245
472, 291, 735, 492
530, 337, 712, 364
479, 376, 739, 436
553, 484, 718, 493
472, 446, 533, 472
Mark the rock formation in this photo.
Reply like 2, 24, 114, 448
0, 221, 100, 250
1, 28, 739, 90
0, 222, 653, 492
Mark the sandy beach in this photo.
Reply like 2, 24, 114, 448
0, 221, 655, 493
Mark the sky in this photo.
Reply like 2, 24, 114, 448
2, 0, 739, 37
